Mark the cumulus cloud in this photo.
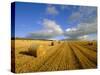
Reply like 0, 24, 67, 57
77, 35, 89, 40
46, 6, 58, 15
68, 6, 97, 24
64, 6, 97, 40
66, 28, 77, 32
64, 18, 97, 39
27, 6, 97, 40
77, 34, 97, 40
27, 31, 55, 39
27, 19, 63, 39
43, 19, 63, 34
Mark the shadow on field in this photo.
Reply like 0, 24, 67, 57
19, 51, 37, 57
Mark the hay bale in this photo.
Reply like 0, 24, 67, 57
51, 41, 54, 46
88, 42, 93, 46
28, 44, 46, 57
28, 44, 39, 57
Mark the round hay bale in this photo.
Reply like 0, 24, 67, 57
88, 42, 93, 46
28, 44, 46, 57
28, 44, 39, 57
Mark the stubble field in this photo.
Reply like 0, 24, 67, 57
11, 39, 97, 73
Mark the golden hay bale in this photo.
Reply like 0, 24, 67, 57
50, 41, 54, 46
49, 41, 58, 46
88, 42, 93, 46
28, 44, 39, 57
28, 44, 46, 57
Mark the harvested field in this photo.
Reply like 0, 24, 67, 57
11, 40, 97, 73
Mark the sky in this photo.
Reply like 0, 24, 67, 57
14, 2, 97, 40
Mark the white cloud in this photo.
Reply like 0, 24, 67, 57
43, 19, 63, 34
68, 6, 97, 24
68, 12, 81, 21
27, 19, 63, 39
46, 6, 58, 15
27, 6, 97, 40
64, 6, 97, 40
64, 19, 97, 39
77, 35, 89, 40
77, 34, 97, 40
66, 28, 77, 32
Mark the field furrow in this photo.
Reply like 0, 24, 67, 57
72, 42, 97, 64
68, 42, 96, 69
12, 40, 97, 73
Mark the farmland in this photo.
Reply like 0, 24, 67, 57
11, 39, 97, 73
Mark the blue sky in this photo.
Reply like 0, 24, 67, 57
14, 2, 97, 40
